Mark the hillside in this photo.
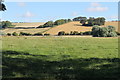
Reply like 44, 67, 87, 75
3, 28, 50, 34
3, 21, 118, 35
12, 22, 44, 28
44, 21, 118, 35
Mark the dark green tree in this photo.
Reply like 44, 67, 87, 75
7, 33, 11, 36
54, 19, 66, 25
43, 21, 54, 27
12, 32, 18, 36
73, 17, 87, 21
1, 21, 12, 28
80, 19, 87, 25
68, 19, 72, 22
0, 2, 7, 11
58, 31, 65, 36
87, 17, 95, 26
92, 25, 117, 37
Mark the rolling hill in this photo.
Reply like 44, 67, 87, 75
3, 21, 118, 35
44, 21, 118, 35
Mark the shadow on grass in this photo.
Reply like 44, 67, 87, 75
2, 50, 120, 80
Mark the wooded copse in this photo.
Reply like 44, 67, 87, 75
73, 16, 106, 26
38, 19, 72, 28
58, 25, 118, 37
0, 21, 15, 29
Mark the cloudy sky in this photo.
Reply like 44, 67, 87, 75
1, 2, 118, 22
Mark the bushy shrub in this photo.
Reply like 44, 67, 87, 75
34, 32, 43, 36
44, 33, 50, 36
107, 32, 118, 37
83, 31, 92, 35
12, 32, 18, 36
7, 33, 11, 36
33, 33, 42, 36
19, 32, 32, 36
70, 31, 79, 35
92, 25, 117, 37
58, 31, 65, 36
65, 33, 69, 35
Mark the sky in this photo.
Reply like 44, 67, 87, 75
1, 2, 118, 22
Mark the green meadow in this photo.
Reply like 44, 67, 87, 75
2, 36, 119, 80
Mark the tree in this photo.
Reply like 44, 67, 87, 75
58, 31, 65, 36
94, 17, 105, 25
43, 21, 54, 27
68, 19, 72, 22
92, 25, 117, 37
19, 32, 32, 36
107, 26, 116, 32
44, 33, 50, 36
0, 1, 7, 11
7, 33, 11, 36
34, 32, 43, 36
80, 19, 87, 25
12, 32, 18, 36
87, 17, 95, 26
54, 19, 66, 25
73, 17, 87, 21
99, 27, 108, 37
2, 21, 12, 28
92, 25, 101, 37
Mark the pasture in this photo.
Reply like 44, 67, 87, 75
2, 36, 119, 80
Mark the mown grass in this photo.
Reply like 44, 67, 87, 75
1, 36, 119, 80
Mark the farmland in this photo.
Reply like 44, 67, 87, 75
2, 21, 119, 35
12, 22, 45, 28
2, 36, 119, 79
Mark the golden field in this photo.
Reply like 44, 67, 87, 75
2, 21, 119, 35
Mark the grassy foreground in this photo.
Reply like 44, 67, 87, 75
1, 36, 119, 80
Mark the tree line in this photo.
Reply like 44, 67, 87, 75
6, 32, 50, 36
37, 19, 72, 28
73, 16, 105, 26
58, 25, 118, 37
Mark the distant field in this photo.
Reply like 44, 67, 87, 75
2, 27, 50, 34
12, 22, 45, 27
2, 36, 119, 79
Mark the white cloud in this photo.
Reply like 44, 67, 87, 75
15, 11, 35, 22
87, 7, 108, 12
22, 11, 35, 18
86, 2, 108, 12
18, 2, 26, 7
91, 2, 101, 7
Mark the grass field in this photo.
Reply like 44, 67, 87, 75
2, 36, 119, 80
